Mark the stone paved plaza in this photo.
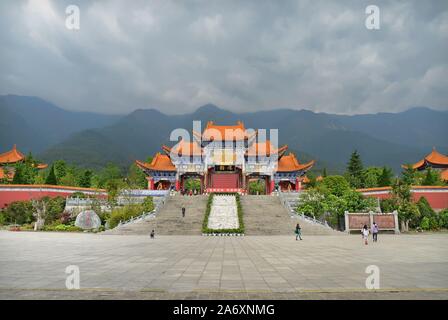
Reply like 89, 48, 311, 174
0, 231, 447, 299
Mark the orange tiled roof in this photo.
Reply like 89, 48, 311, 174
163, 140, 202, 156
136, 153, 176, 171
277, 153, 315, 172
441, 169, 448, 182
202, 121, 251, 141
246, 141, 288, 157
0, 145, 25, 164
408, 148, 448, 169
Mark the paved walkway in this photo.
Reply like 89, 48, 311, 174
0, 231, 447, 299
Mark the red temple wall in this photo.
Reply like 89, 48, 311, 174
360, 187, 448, 210
0, 185, 107, 209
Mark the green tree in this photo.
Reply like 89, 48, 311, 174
319, 175, 350, 197
53, 160, 68, 183
401, 165, 417, 185
422, 168, 441, 186
346, 150, 364, 188
378, 166, 393, 187
45, 164, 58, 185
439, 209, 448, 229
127, 164, 147, 189
79, 170, 93, 188
12, 161, 37, 184
296, 188, 326, 218
322, 168, 328, 178
416, 196, 435, 218
2, 200, 34, 224
363, 167, 382, 188
392, 180, 420, 232
380, 198, 398, 213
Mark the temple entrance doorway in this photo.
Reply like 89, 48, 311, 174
207, 166, 242, 190
155, 180, 171, 190
247, 175, 269, 195
180, 174, 203, 194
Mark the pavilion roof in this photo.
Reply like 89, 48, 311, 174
135, 153, 176, 172
407, 148, 448, 170
0, 145, 25, 164
199, 121, 256, 141
162, 140, 202, 156
277, 153, 315, 172
441, 169, 448, 182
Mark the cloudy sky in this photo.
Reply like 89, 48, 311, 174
0, 0, 447, 115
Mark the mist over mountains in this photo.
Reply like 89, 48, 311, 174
1, 95, 447, 173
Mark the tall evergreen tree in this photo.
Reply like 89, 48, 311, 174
422, 167, 439, 186
12, 164, 25, 184
346, 150, 364, 188
79, 170, 93, 188
401, 164, 416, 185
378, 166, 393, 187
45, 164, 58, 185
322, 168, 328, 178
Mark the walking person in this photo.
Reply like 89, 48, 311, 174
372, 222, 379, 242
362, 224, 369, 245
182, 207, 186, 218
150, 229, 155, 239
295, 223, 302, 241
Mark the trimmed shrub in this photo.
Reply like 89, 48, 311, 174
420, 216, 430, 230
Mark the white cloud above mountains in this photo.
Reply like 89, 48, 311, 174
0, 0, 447, 115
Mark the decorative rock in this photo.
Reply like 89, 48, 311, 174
75, 210, 102, 230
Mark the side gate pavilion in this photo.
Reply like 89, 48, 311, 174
136, 121, 314, 195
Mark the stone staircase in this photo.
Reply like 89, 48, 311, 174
241, 195, 342, 236
103, 195, 207, 235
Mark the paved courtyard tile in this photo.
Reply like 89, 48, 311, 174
0, 231, 447, 299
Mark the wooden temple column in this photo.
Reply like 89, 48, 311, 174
147, 177, 155, 190
270, 176, 275, 195
295, 177, 301, 191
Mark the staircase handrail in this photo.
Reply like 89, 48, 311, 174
116, 192, 169, 228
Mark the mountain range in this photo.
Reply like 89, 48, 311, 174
1, 95, 447, 173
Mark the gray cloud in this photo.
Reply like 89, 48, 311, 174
0, 0, 447, 115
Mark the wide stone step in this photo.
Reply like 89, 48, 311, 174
103, 195, 207, 235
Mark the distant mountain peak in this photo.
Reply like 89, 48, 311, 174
195, 103, 222, 113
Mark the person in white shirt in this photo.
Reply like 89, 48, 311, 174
361, 224, 369, 245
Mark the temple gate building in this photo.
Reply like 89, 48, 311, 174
136, 121, 314, 194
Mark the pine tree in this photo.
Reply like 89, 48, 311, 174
79, 170, 93, 188
346, 150, 364, 188
322, 168, 328, 178
401, 165, 416, 185
378, 166, 393, 187
12, 164, 24, 184
45, 164, 58, 185
422, 168, 439, 186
